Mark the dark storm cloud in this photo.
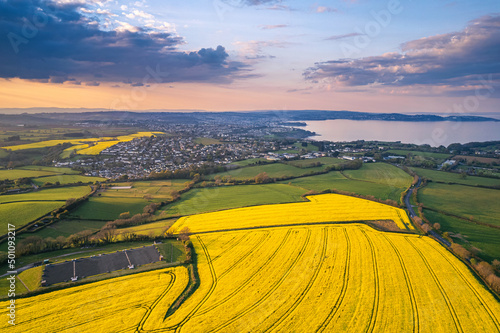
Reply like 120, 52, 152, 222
0, 0, 247, 84
304, 15, 500, 92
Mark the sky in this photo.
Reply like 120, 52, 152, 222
0, 0, 499, 114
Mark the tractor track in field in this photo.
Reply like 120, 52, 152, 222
266, 227, 329, 332
136, 272, 176, 332
360, 229, 380, 333
218, 231, 271, 279
383, 234, 419, 333
211, 233, 250, 262
207, 229, 312, 332
193, 230, 292, 317
423, 239, 500, 331
172, 236, 218, 333
406, 238, 464, 333
316, 227, 351, 332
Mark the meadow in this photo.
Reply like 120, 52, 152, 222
418, 183, 500, 227
0, 202, 63, 230
70, 196, 150, 220
278, 167, 408, 202
32, 175, 106, 186
286, 157, 345, 168
160, 184, 307, 217
386, 149, 451, 161
0, 186, 91, 204
343, 163, 412, 189
3, 224, 499, 332
423, 209, 500, 261
0, 186, 91, 230
70, 180, 188, 220
411, 167, 500, 187
207, 162, 327, 181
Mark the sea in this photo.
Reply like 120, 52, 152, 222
297, 120, 500, 147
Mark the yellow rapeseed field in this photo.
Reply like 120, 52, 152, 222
2, 198, 499, 332
0, 266, 188, 333
3, 131, 162, 154
169, 193, 414, 232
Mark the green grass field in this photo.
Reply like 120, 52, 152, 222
160, 184, 307, 217
424, 209, 500, 261
0, 186, 91, 204
18, 219, 107, 240
32, 175, 106, 186
286, 157, 344, 168
155, 241, 186, 262
0, 169, 56, 180
0, 149, 8, 158
101, 180, 188, 202
418, 183, 500, 227
70, 196, 150, 220
0, 276, 28, 297
411, 167, 500, 187
0, 201, 63, 230
232, 158, 269, 166
19, 165, 80, 174
343, 163, 412, 188
18, 266, 43, 291
386, 149, 451, 161
279, 172, 405, 202
208, 163, 326, 181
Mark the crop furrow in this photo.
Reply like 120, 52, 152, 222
267, 227, 329, 332
218, 231, 271, 279
360, 229, 380, 333
406, 237, 464, 333
316, 227, 351, 332
425, 240, 500, 331
194, 229, 292, 317
208, 228, 312, 332
383, 235, 419, 333
136, 272, 176, 332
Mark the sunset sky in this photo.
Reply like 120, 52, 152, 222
0, 0, 499, 113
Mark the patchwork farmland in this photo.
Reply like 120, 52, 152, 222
2, 196, 499, 332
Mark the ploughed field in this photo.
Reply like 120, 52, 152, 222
2, 195, 500, 332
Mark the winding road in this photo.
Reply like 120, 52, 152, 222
404, 176, 451, 246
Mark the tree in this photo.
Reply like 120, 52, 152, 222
421, 223, 432, 233
65, 198, 77, 206
97, 227, 117, 243
451, 243, 471, 260
432, 223, 441, 231
254, 172, 270, 184
179, 226, 191, 241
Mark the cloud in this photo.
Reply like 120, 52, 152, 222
316, 6, 337, 13
244, 0, 279, 5
260, 24, 288, 30
304, 14, 500, 94
0, 0, 248, 84
235, 40, 290, 60
324, 32, 363, 41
